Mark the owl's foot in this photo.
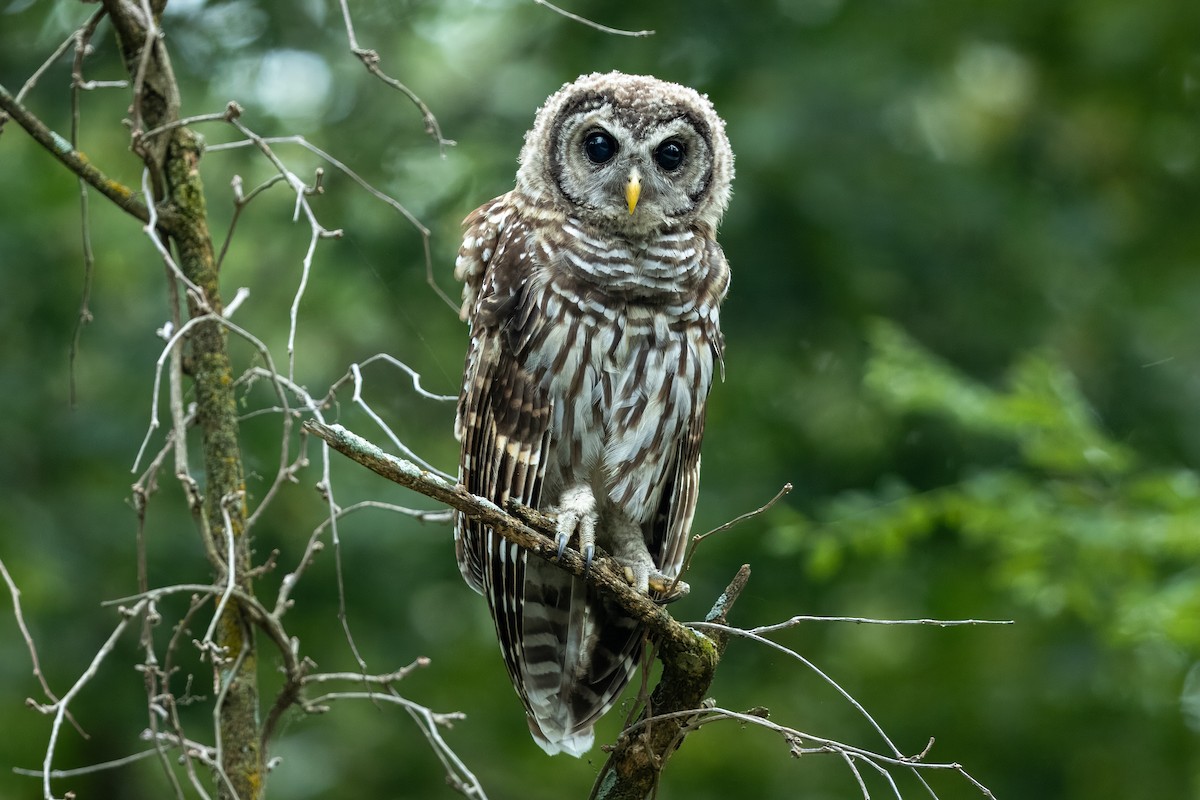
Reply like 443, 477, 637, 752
617, 562, 690, 602
609, 517, 688, 600
553, 485, 597, 572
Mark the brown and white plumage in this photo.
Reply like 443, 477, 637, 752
453, 72, 733, 756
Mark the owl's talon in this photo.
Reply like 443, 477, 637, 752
553, 485, 597, 567
583, 543, 595, 574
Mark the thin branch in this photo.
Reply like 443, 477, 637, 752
624, 705, 994, 798
142, 731, 219, 800
133, 311, 290, 480
673, 482, 791, 595
13, 747, 159, 779
531, 0, 655, 37
221, 114, 341, 380
205, 134, 456, 313
749, 616, 1014, 635
12, 24, 85, 104
199, 494, 242, 651
271, 497, 450, 621
209, 638, 249, 799
140, 104, 242, 142
66, 12, 105, 408
336, 0, 455, 153
697, 482, 793, 544
350, 361, 455, 480
0, 559, 86, 739
216, 173, 288, 270
302, 657, 430, 685
103, 583, 301, 683
688, 620, 942, 797
33, 599, 149, 800
302, 690, 487, 799
127, 0, 161, 139
323, 352, 457, 404
139, 167, 208, 306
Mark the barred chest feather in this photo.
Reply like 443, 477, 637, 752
519, 215, 727, 524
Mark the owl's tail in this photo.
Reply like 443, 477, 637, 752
518, 562, 645, 757
528, 715, 595, 758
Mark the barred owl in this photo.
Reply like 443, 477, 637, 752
453, 72, 734, 756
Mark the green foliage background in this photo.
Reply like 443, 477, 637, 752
2, 0, 1199, 797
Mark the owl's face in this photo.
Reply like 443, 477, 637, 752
516, 72, 733, 236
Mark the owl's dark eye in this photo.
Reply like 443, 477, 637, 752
583, 131, 617, 164
654, 140, 685, 171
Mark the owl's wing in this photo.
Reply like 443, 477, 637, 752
453, 195, 559, 732
454, 194, 548, 589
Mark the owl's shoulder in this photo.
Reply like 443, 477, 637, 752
456, 193, 535, 321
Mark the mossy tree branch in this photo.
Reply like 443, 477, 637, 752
0, 82, 155, 225
97, 2, 263, 797
304, 420, 749, 799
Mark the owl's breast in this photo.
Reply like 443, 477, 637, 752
527, 272, 715, 514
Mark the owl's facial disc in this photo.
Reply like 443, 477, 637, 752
535, 100, 718, 232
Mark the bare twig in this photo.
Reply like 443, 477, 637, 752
32, 598, 149, 800
531, 0, 655, 37
303, 657, 431, 686
696, 482, 793, 544
199, 494, 243, 653
350, 361, 455, 480
335, 0, 454, 153
12, 20, 88, 104
13, 748, 159, 779
321, 352, 457, 405
623, 705, 995, 798
139, 167, 208, 306
66, 9, 108, 408
206, 133, 456, 312
0, 559, 86, 739
303, 690, 487, 799
672, 482, 791, 596
749, 616, 1014, 635
689, 620, 945, 797
216, 173, 288, 270
133, 311, 290, 479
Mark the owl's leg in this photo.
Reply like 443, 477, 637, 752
554, 484, 597, 571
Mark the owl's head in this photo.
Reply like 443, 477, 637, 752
516, 72, 734, 236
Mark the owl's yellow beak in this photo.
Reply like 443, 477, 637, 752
625, 169, 641, 215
